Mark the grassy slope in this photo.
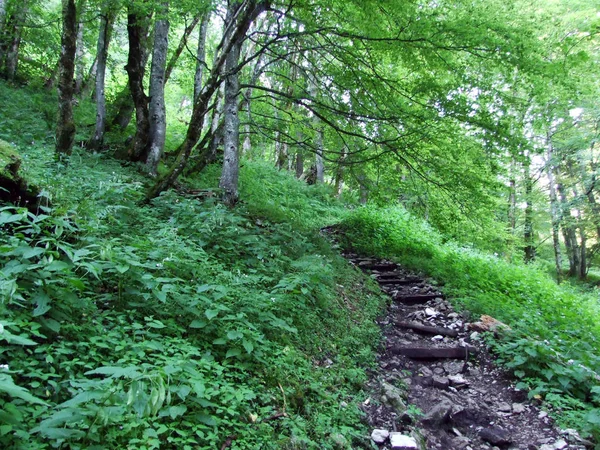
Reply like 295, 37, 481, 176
339, 206, 600, 440
0, 82, 386, 449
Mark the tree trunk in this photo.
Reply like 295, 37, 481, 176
557, 181, 579, 277
193, 12, 209, 103
507, 155, 516, 234
334, 147, 348, 196
163, 12, 199, 85
523, 154, 535, 263
79, 54, 97, 98
87, 8, 115, 151
74, 0, 87, 95
126, 3, 151, 161
358, 172, 368, 204
544, 142, 562, 283
4, 0, 27, 80
315, 128, 324, 183
146, 2, 170, 176
295, 133, 304, 178
219, 1, 243, 207
0, 0, 7, 67
146, 0, 268, 201
55, 0, 78, 159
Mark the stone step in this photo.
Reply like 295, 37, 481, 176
359, 262, 398, 271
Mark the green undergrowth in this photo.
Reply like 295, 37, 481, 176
0, 142, 386, 448
339, 206, 600, 442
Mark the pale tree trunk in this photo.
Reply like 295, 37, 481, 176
164, 12, 198, 85
315, 128, 324, 183
126, 3, 151, 162
334, 147, 348, 196
80, 54, 97, 98
358, 172, 368, 204
219, 0, 243, 206
557, 181, 580, 277
193, 12, 209, 103
507, 154, 516, 234
146, 0, 268, 200
87, 7, 115, 151
4, 0, 28, 80
568, 163, 587, 279
146, 2, 170, 176
55, 0, 78, 159
241, 54, 264, 155
523, 153, 535, 263
74, 0, 87, 95
544, 140, 562, 283
295, 132, 304, 178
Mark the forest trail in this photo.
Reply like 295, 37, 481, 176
343, 253, 591, 450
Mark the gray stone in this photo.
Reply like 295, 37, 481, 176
432, 375, 450, 389
479, 427, 511, 446
512, 403, 525, 414
448, 374, 469, 387
419, 366, 433, 377
390, 432, 419, 449
538, 411, 548, 419
497, 402, 512, 413
371, 429, 390, 444
443, 361, 464, 375
422, 398, 453, 425
381, 382, 406, 414
552, 439, 568, 450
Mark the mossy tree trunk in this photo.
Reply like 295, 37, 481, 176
55, 0, 78, 159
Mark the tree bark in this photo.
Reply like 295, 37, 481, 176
557, 181, 580, 277
74, 0, 87, 95
3, 0, 28, 80
126, 3, 152, 162
523, 153, 535, 263
55, 0, 78, 159
146, 0, 268, 201
544, 142, 562, 283
87, 8, 115, 151
163, 12, 199, 85
193, 13, 209, 103
334, 146, 348, 196
0, 0, 7, 68
219, 0, 243, 207
79, 54, 97, 98
146, 2, 170, 176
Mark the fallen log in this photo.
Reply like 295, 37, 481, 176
395, 321, 459, 338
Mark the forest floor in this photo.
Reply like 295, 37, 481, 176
340, 250, 593, 450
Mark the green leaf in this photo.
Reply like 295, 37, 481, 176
168, 405, 187, 419
227, 330, 243, 340
0, 374, 48, 405
205, 309, 219, 320
115, 264, 130, 274
22, 247, 44, 259
225, 348, 242, 358
85, 366, 142, 379
242, 339, 254, 354
32, 291, 51, 317
190, 320, 207, 329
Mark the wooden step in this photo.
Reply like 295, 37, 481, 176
395, 321, 459, 337
394, 293, 442, 305
390, 346, 475, 360
359, 262, 398, 271
377, 279, 420, 286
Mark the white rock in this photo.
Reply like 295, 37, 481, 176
448, 374, 469, 386
512, 403, 525, 414
553, 439, 568, 450
371, 429, 390, 444
538, 411, 548, 419
390, 432, 418, 449
432, 335, 444, 341
425, 308, 438, 317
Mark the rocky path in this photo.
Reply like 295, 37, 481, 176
344, 253, 591, 450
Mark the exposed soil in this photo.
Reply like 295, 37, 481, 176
343, 252, 593, 450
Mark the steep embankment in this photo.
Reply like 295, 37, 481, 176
0, 97, 387, 450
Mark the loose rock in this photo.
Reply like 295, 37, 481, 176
371, 429, 390, 444
389, 432, 419, 450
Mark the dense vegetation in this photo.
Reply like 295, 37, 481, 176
1, 0, 600, 448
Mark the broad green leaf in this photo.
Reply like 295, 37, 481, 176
205, 309, 219, 320
0, 374, 48, 405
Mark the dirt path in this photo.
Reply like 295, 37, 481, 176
344, 253, 591, 450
